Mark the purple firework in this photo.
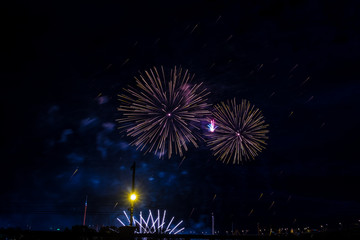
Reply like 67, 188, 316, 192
117, 66, 210, 159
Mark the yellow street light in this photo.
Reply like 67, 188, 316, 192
130, 193, 137, 201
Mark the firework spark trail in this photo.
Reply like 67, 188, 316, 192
69, 167, 78, 181
174, 227, 186, 235
207, 99, 269, 164
117, 218, 126, 226
189, 208, 195, 218
178, 157, 186, 168
123, 210, 130, 223
165, 216, 175, 233
301, 76, 311, 86
117, 66, 210, 159
268, 201, 275, 210
161, 210, 166, 231
149, 210, 156, 231
169, 220, 183, 234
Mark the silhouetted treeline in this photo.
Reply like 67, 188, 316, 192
0, 225, 359, 240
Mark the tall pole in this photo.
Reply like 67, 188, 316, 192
212, 212, 214, 235
130, 162, 136, 226
132, 162, 136, 193
83, 195, 88, 226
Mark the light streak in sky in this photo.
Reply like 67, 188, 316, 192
268, 201, 275, 210
69, 167, 79, 181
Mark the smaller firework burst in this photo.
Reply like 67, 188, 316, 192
117, 209, 184, 234
207, 98, 269, 164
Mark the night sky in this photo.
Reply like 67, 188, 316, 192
2, 0, 360, 233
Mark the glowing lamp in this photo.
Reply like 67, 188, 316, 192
130, 193, 137, 201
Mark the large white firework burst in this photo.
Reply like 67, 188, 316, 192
117, 209, 185, 234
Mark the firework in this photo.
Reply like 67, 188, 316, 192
207, 98, 268, 164
117, 209, 185, 234
117, 66, 210, 159
207, 119, 217, 132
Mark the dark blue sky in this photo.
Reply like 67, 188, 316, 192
1, 0, 360, 233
